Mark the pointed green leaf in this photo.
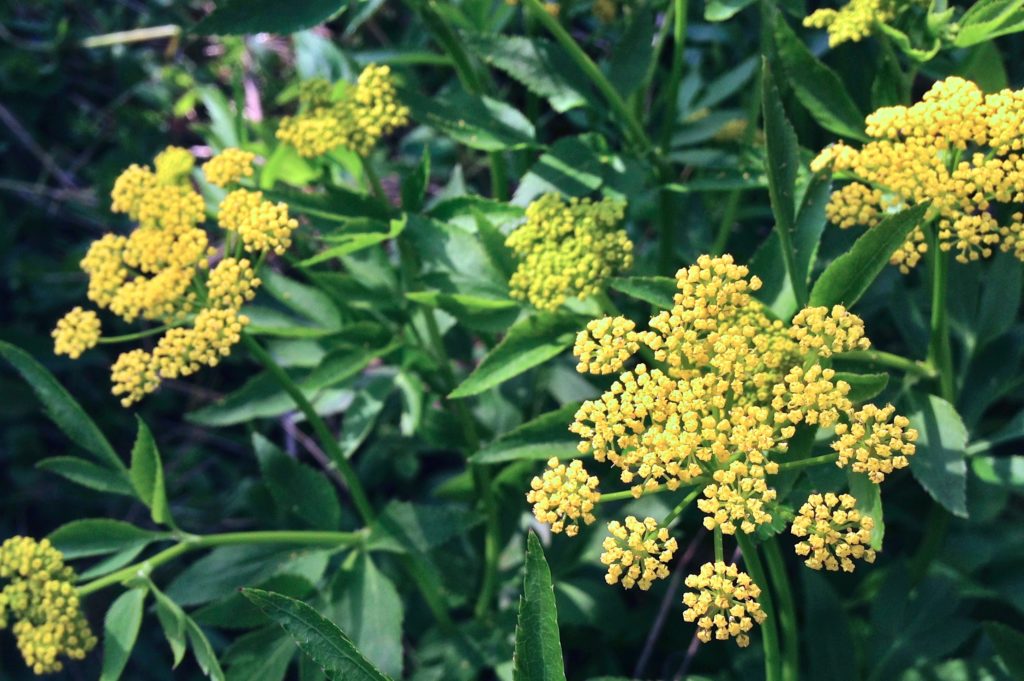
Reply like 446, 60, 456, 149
834, 372, 889, 404
253, 434, 342, 530
36, 457, 133, 496
513, 532, 567, 681
330, 554, 404, 678
241, 588, 392, 681
130, 417, 172, 525
608, 276, 676, 309
908, 392, 969, 518
100, 588, 146, 681
186, 617, 226, 681
402, 87, 536, 152
49, 519, 168, 559
151, 584, 188, 667
470, 403, 582, 464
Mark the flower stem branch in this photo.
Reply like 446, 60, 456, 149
927, 232, 955, 401
737, 534, 782, 681
839, 350, 937, 379
763, 538, 799, 681
98, 325, 173, 344
776, 453, 839, 472
663, 484, 704, 525
77, 530, 362, 597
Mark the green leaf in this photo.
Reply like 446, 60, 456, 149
972, 455, 1024, 492
471, 403, 581, 464
513, 532, 567, 681
761, 58, 799, 267
835, 372, 889, 403
954, 0, 1024, 47
608, 276, 676, 309
49, 519, 168, 559
194, 0, 347, 35
367, 501, 479, 554
186, 617, 227, 681
402, 87, 536, 152
808, 205, 929, 307
802, 571, 857, 681
130, 417, 172, 526
330, 554, 404, 678
513, 133, 639, 203
407, 290, 519, 334
772, 13, 868, 141
338, 376, 394, 458
299, 218, 407, 267
848, 472, 884, 550
261, 271, 343, 331
151, 583, 188, 667
0, 340, 124, 471
908, 392, 969, 518
35, 457, 133, 496
607, 7, 655, 98
705, 0, 758, 21
461, 33, 591, 113
253, 434, 342, 530
100, 588, 146, 681
241, 588, 392, 681
401, 148, 430, 213
221, 626, 296, 681
985, 622, 1024, 677
451, 314, 580, 398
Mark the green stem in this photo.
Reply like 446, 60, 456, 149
776, 453, 839, 472
840, 350, 937, 379
77, 530, 362, 597
763, 538, 799, 681
927, 232, 955, 402
737, 534, 782, 681
98, 325, 172, 344
522, 0, 654, 157
242, 335, 375, 523
662, 484, 704, 525
714, 527, 724, 563
599, 485, 669, 503
659, 0, 688, 149
361, 156, 388, 202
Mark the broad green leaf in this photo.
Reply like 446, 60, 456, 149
513, 134, 640, 204
367, 501, 479, 554
302, 344, 396, 393
972, 456, 1024, 492
693, 58, 760, 111
772, 13, 868, 141
908, 392, 969, 518
835, 372, 889, 404
607, 6, 655, 98
401, 148, 430, 213
761, 59, 799, 283
450, 314, 580, 398
330, 554, 404, 678
244, 306, 338, 339
402, 87, 535, 152
261, 271, 343, 331
221, 627, 295, 681
130, 417, 172, 525
253, 434, 342, 530
513, 532, 567, 681
427, 195, 525, 227
608, 276, 676, 309
262, 186, 395, 224
151, 583, 188, 667
299, 218, 406, 267
194, 574, 317, 630
187, 617, 227, 681
0, 340, 124, 471
705, 0, 758, 21
195, 0, 347, 35
954, 0, 1024, 47
339, 375, 394, 458
848, 472, 884, 550
407, 290, 519, 334
49, 519, 168, 559
461, 33, 591, 113
35, 457, 133, 496
77, 546, 147, 581
470, 403, 581, 464
808, 205, 929, 307
803, 571, 857, 681
241, 588, 392, 681
985, 622, 1024, 677
100, 588, 146, 681
260, 144, 320, 189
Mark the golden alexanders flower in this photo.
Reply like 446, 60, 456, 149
527, 458, 601, 536
202, 148, 256, 188
682, 561, 766, 647
698, 459, 778, 535
600, 516, 678, 590
218, 189, 299, 256
52, 307, 101, 359
276, 64, 410, 158
0, 537, 96, 675
803, 0, 904, 47
573, 315, 640, 375
792, 492, 876, 571
506, 193, 632, 311
832, 403, 918, 482
813, 77, 1024, 271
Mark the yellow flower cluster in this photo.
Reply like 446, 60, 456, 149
682, 561, 766, 647
832, 403, 918, 483
600, 516, 678, 590
218, 189, 299, 256
58, 145, 298, 406
276, 64, 410, 158
791, 493, 876, 571
527, 458, 601, 536
573, 315, 639, 375
698, 459, 778, 534
202, 148, 256, 188
52, 307, 101, 359
812, 77, 1024, 271
771, 364, 854, 428
790, 305, 870, 358
0, 537, 96, 675
803, 0, 896, 47
506, 193, 632, 311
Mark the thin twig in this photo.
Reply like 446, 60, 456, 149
279, 412, 349, 492
0, 104, 77, 188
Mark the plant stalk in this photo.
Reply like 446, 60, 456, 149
763, 538, 799, 681
737, 534, 782, 681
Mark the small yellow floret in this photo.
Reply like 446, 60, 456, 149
832, 403, 917, 483
600, 516, 678, 590
52, 308, 101, 360
218, 189, 299, 255
682, 561, 766, 647
203, 148, 256, 188
527, 458, 601, 536
791, 492, 876, 571
573, 315, 639, 375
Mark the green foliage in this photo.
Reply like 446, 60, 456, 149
513, 533, 566, 681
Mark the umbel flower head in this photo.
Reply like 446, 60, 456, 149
682, 561, 766, 647
0, 537, 96, 675
792, 493, 876, 571
600, 516, 678, 590
832, 403, 918, 483
506, 193, 632, 311
802, 0, 919, 47
276, 64, 410, 158
56, 145, 296, 407
527, 458, 601, 536
813, 77, 1024, 272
